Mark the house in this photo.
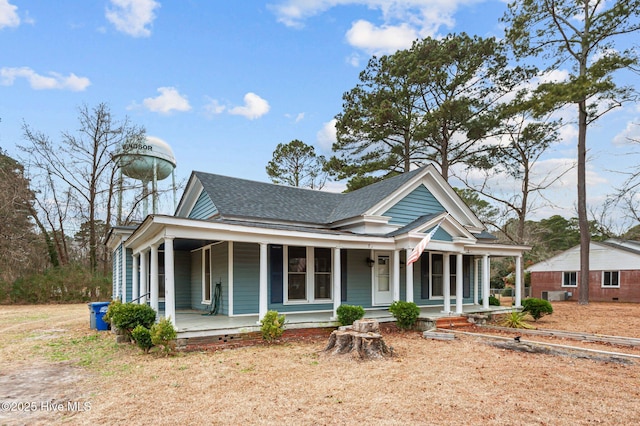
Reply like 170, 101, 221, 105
528, 239, 640, 302
107, 164, 528, 341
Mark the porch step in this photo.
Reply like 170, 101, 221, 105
435, 316, 472, 329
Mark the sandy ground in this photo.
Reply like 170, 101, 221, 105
1, 302, 640, 425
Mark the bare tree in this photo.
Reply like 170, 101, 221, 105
21, 103, 145, 273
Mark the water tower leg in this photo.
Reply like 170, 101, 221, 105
143, 181, 149, 218
152, 157, 158, 214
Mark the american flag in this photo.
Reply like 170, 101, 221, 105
407, 217, 446, 265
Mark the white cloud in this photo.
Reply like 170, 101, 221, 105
106, 0, 159, 37
613, 120, 640, 146
0, 67, 90, 91
203, 98, 226, 117
228, 92, 270, 120
295, 112, 305, 123
270, 0, 478, 54
0, 0, 19, 29
142, 87, 191, 114
346, 20, 418, 55
316, 119, 337, 152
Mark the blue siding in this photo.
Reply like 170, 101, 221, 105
233, 242, 260, 315
432, 226, 453, 242
384, 185, 444, 226
344, 249, 373, 308
188, 190, 217, 219
212, 242, 229, 315
174, 251, 192, 309
125, 248, 133, 302
190, 250, 203, 309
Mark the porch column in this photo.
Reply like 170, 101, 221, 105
442, 253, 451, 313
332, 247, 341, 320
473, 258, 479, 305
150, 243, 159, 315
405, 248, 414, 303
258, 242, 268, 323
392, 250, 400, 302
515, 255, 522, 308
132, 253, 139, 303
164, 236, 176, 326
139, 250, 147, 304
455, 253, 463, 314
121, 247, 127, 302
482, 254, 490, 309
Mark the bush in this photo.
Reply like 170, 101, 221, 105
106, 302, 156, 339
477, 295, 501, 306
151, 318, 177, 355
522, 298, 553, 321
260, 310, 286, 342
501, 287, 514, 297
4, 264, 111, 304
389, 301, 420, 330
336, 304, 365, 326
131, 325, 153, 353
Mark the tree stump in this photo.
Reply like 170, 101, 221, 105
323, 319, 392, 360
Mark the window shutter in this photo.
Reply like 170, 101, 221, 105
341, 250, 348, 302
463, 255, 471, 298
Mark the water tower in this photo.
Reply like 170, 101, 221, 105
114, 136, 177, 221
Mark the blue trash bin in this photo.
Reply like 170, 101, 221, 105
89, 302, 111, 331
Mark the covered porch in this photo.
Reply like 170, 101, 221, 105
169, 304, 514, 339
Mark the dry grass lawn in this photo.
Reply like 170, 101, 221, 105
1, 302, 640, 425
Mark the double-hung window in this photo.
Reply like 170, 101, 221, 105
602, 271, 619, 288
286, 246, 332, 302
562, 271, 577, 287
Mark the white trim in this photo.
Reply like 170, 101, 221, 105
201, 247, 212, 304
561, 271, 578, 288
601, 270, 620, 288
228, 241, 234, 316
283, 245, 334, 305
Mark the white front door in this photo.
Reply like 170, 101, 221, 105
373, 252, 393, 305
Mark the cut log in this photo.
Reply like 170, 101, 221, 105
323, 319, 392, 360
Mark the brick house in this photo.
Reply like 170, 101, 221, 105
528, 240, 640, 302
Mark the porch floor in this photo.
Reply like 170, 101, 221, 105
169, 304, 514, 338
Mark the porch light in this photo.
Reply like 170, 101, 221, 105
366, 257, 375, 267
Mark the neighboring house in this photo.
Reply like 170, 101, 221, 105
107, 164, 528, 338
528, 240, 640, 302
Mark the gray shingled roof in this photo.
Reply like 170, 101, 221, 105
193, 167, 426, 225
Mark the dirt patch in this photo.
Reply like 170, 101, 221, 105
0, 362, 90, 425
1, 302, 640, 425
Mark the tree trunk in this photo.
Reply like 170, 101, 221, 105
323, 319, 392, 360
577, 99, 590, 305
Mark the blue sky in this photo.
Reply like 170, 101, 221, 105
0, 0, 638, 228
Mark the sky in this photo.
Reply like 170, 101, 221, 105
0, 0, 638, 229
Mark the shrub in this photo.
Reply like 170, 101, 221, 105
336, 304, 365, 326
131, 325, 153, 353
477, 295, 501, 306
501, 287, 514, 297
107, 302, 156, 339
151, 318, 177, 355
260, 310, 286, 342
499, 310, 534, 329
522, 298, 553, 321
389, 301, 420, 330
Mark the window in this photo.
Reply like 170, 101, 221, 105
287, 246, 307, 300
314, 248, 332, 299
562, 271, 577, 287
202, 247, 212, 302
431, 254, 443, 297
602, 271, 619, 287
285, 246, 333, 302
